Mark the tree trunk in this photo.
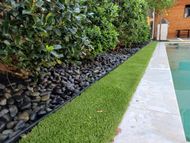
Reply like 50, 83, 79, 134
152, 9, 155, 39
159, 14, 162, 41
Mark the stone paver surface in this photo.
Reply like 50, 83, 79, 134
114, 43, 186, 143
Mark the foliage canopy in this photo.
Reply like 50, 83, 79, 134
147, 0, 176, 13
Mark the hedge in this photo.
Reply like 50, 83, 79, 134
0, 0, 150, 74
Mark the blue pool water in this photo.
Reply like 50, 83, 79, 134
166, 43, 190, 141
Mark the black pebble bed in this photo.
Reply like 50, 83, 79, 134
0, 42, 148, 143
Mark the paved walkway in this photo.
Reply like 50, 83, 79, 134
114, 43, 186, 143
168, 38, 190, 42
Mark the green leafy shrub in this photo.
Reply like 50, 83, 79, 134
82, 0, 119, 57
114, 0, 150, 46
0, 0, 151, 74
0, 0, 92, 72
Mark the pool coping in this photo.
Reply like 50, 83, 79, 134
114, 42, 187, 143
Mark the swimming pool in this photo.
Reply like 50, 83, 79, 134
166, 43, 190, 141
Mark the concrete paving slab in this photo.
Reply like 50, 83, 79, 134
114, 43, 186, 143
114, 108, 185, 143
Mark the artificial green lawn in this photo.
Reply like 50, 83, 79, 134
20, 42, 157, 143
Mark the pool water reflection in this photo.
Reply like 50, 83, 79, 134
166, 43, 190, 141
